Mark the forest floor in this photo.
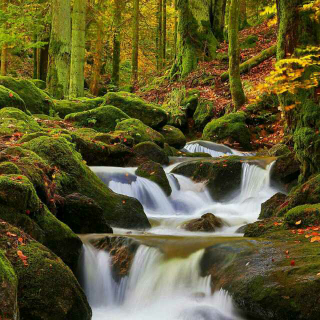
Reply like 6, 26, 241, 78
139, 20, 284, 148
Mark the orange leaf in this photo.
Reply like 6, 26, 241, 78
295, 220, 302, 225
310, 236, 320, 243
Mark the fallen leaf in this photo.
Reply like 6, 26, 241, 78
310, 236, 320, 243
290, 260, 295, 266
295, 220, 302, 225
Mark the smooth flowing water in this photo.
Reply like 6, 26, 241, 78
82, 141, 280, 319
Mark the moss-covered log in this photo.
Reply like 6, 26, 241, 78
221, 45, 276, 81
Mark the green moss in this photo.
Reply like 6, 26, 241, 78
162, 103, 187, 130
0, 76, 54, 114
65, 105, 130, 133
0, 162, 21, 175
132, 142, 169, 166
0, 85, 26, 112
104, 91, 168, 128
285, 204, 320, 228
30, 79, 47, 90
53, 97, 105, 118
159, 125, 186, 149
18, 132, 50, 143
116, 118, 165, 147
240, 35, 258, 49
136, 161, 172, 196
0, 249, 18, 320
203, 112, 252, 150
193, 101, 215, 130
23, 136, 150, 229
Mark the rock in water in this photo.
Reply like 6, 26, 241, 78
183, 213, 223, 232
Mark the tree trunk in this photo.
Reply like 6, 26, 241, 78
239, 0, 248, 29
174, 0, 178, 59
276, 0, 320, 180
171, 0, 218, 79
228, 0, 245, 108
162, 0, 167, 68
132, 0, 139, 84
90, 25, 103, 96
157, 0, 163, 70
111, 0, 122, 87
47, 0, 71, 99
70, 0, 86, 98
40, 41, 49, 82
0, 45, 7, 76
211, 0, 227, 41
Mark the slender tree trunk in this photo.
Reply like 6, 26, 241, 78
111, 0, 122, 87
240, 0, 247, 29
174, 0, 178, 59
211, 0, 227, 41
70, 0, 86, 98
90, 24, 103, 96
33, 34, 38, 79
131, 0, 139, 84
40, 41, 49, 82
47, 0, 71, 99
0, 45, 7, 76
157, 0, 163, 70
162, 0, 167, 68
228, 0, 245, 109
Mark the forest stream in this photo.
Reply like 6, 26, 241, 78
80, 141, 280, 320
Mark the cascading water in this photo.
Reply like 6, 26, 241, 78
82, 242, 240, 320
83, 141, 281, 319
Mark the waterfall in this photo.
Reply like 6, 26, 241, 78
82, 242, 240, 320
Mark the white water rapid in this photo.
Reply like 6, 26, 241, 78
82, 141, 280, 320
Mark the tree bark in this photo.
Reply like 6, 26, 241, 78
211, 0, 227, 41
132, 0, 140, 84
70, 0, 86, 98
162, 0, 167, 68
0, 45, 7, 76
228, 0, 246, 108
47, 0, 71, 99
39, 41, 49, 82
90, 24, 103, 96
174, 0, 178, 59
171, 0, 218, 79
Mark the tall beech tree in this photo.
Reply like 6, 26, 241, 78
162, 0, 167, 67
132, 0, 140, 84
47, 0, 71, 99
70, 0, 86, 98
111, 0, 123, 87
228, 0, 246, 108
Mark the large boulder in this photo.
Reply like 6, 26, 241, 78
0, 107, 42, 136
158, 125, 186, 149
104, 91, 167, 128
0, 221, 92, 320
116, 118, 165, 147
0, 249, 18, 320
284, 204, 320, 228
131, 142, 169, 166
182, 213, 223, 232
22, 136, 150, 229
171, 157, 243, 201
57, 193, 113, 234
203, 112, 252, 150
136, 161, 172, 196
0, 85, 26, 112
259, 192, 287, 219
53, 97, 105, 118
0, 76, 54, 114
65, 105, 130, 133
0, 174, 82, 271
193, 101, 215, 130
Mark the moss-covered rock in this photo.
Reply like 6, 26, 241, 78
159, 125, 186, 149
57, 193, 113, 234
182, 213, 223, 232
65, 105, 130, 132
0, 85, 26, 112
162, 102, 188, 131
0, 76, 54, 114
0, 221, 92, 320
284, 204, 320, 228
171, 157, 243, 201
136, 161, 172, 196
30, 79, 46, 90
0, 162, 21, 175
0, 249, 18, 320
193, 101, 215, 130
0, 107, 42, 136
22, 136, 150, 229
53, 97, 105, 118
202, 236, 320, 320
0, 174, 82, 271
277, 174, 320, 216
203, 112, 252, 150
259, 193, 287, 219
116, 118, 165, 147
104, 91, 168, 128
182, 90, 200, 116
131, 142, 169, 166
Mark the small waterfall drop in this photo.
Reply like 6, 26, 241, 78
82, 242, 240, 320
